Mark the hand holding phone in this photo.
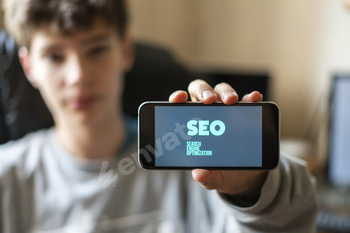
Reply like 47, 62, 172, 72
139, 80, 279, 200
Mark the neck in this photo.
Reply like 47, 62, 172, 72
55, 112, 126, 160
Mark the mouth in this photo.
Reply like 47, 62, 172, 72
68, 95, 99, 110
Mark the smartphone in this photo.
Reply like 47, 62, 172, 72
138, 101, 280, 170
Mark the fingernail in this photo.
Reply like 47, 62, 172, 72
169, 92, 176, 100
201, 181, 212, 186
223, 91, 236, 102
191, 170, 198, 179
202, 90, 215, 99
249, 92, 252, 98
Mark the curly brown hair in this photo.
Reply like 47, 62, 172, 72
2, 0, 128, 48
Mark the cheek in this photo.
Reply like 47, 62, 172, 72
98, 56, 125, 95
104, 65, 125, 101
31, 62, 63, 111
32, 60, 62, 88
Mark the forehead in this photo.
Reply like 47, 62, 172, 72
29, 18, 119, 52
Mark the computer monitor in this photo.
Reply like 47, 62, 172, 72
328, 75, 350, 186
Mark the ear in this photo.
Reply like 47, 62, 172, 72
121, 34, 135, 73
18, 46, 38, 88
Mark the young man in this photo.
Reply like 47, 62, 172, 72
0, 0, 317, 232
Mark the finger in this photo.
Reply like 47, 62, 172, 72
213, 82, 239, 105
242, 91, 263, 102
188, 79, 217, 104
169, 90, 188, 103
192, 169, 223, 190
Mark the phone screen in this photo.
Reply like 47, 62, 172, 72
154, 106, 262, 167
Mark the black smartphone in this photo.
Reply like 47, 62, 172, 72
138, 101, 280, 170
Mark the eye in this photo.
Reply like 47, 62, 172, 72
89, 45, 110, 56
45, 54, 64, 63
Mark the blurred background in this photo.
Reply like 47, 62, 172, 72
125, 0, 350, 171
1, 1, 350, 231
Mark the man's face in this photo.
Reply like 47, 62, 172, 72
20, 18, 133, 125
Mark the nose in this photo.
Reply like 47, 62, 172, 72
65, 55, 91, 87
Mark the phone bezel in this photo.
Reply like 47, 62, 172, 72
138, 101, 280, 170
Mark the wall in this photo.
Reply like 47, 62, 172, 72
128, 0, 202, 63
193, 0, 326, 141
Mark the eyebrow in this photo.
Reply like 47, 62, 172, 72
41, 44, 65, 52
40, 33, 112, 52
80, 34, 111, 46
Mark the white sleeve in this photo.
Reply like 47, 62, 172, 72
219, 153, 318, 233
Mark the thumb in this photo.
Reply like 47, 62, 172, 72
192, 169, 224, 190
